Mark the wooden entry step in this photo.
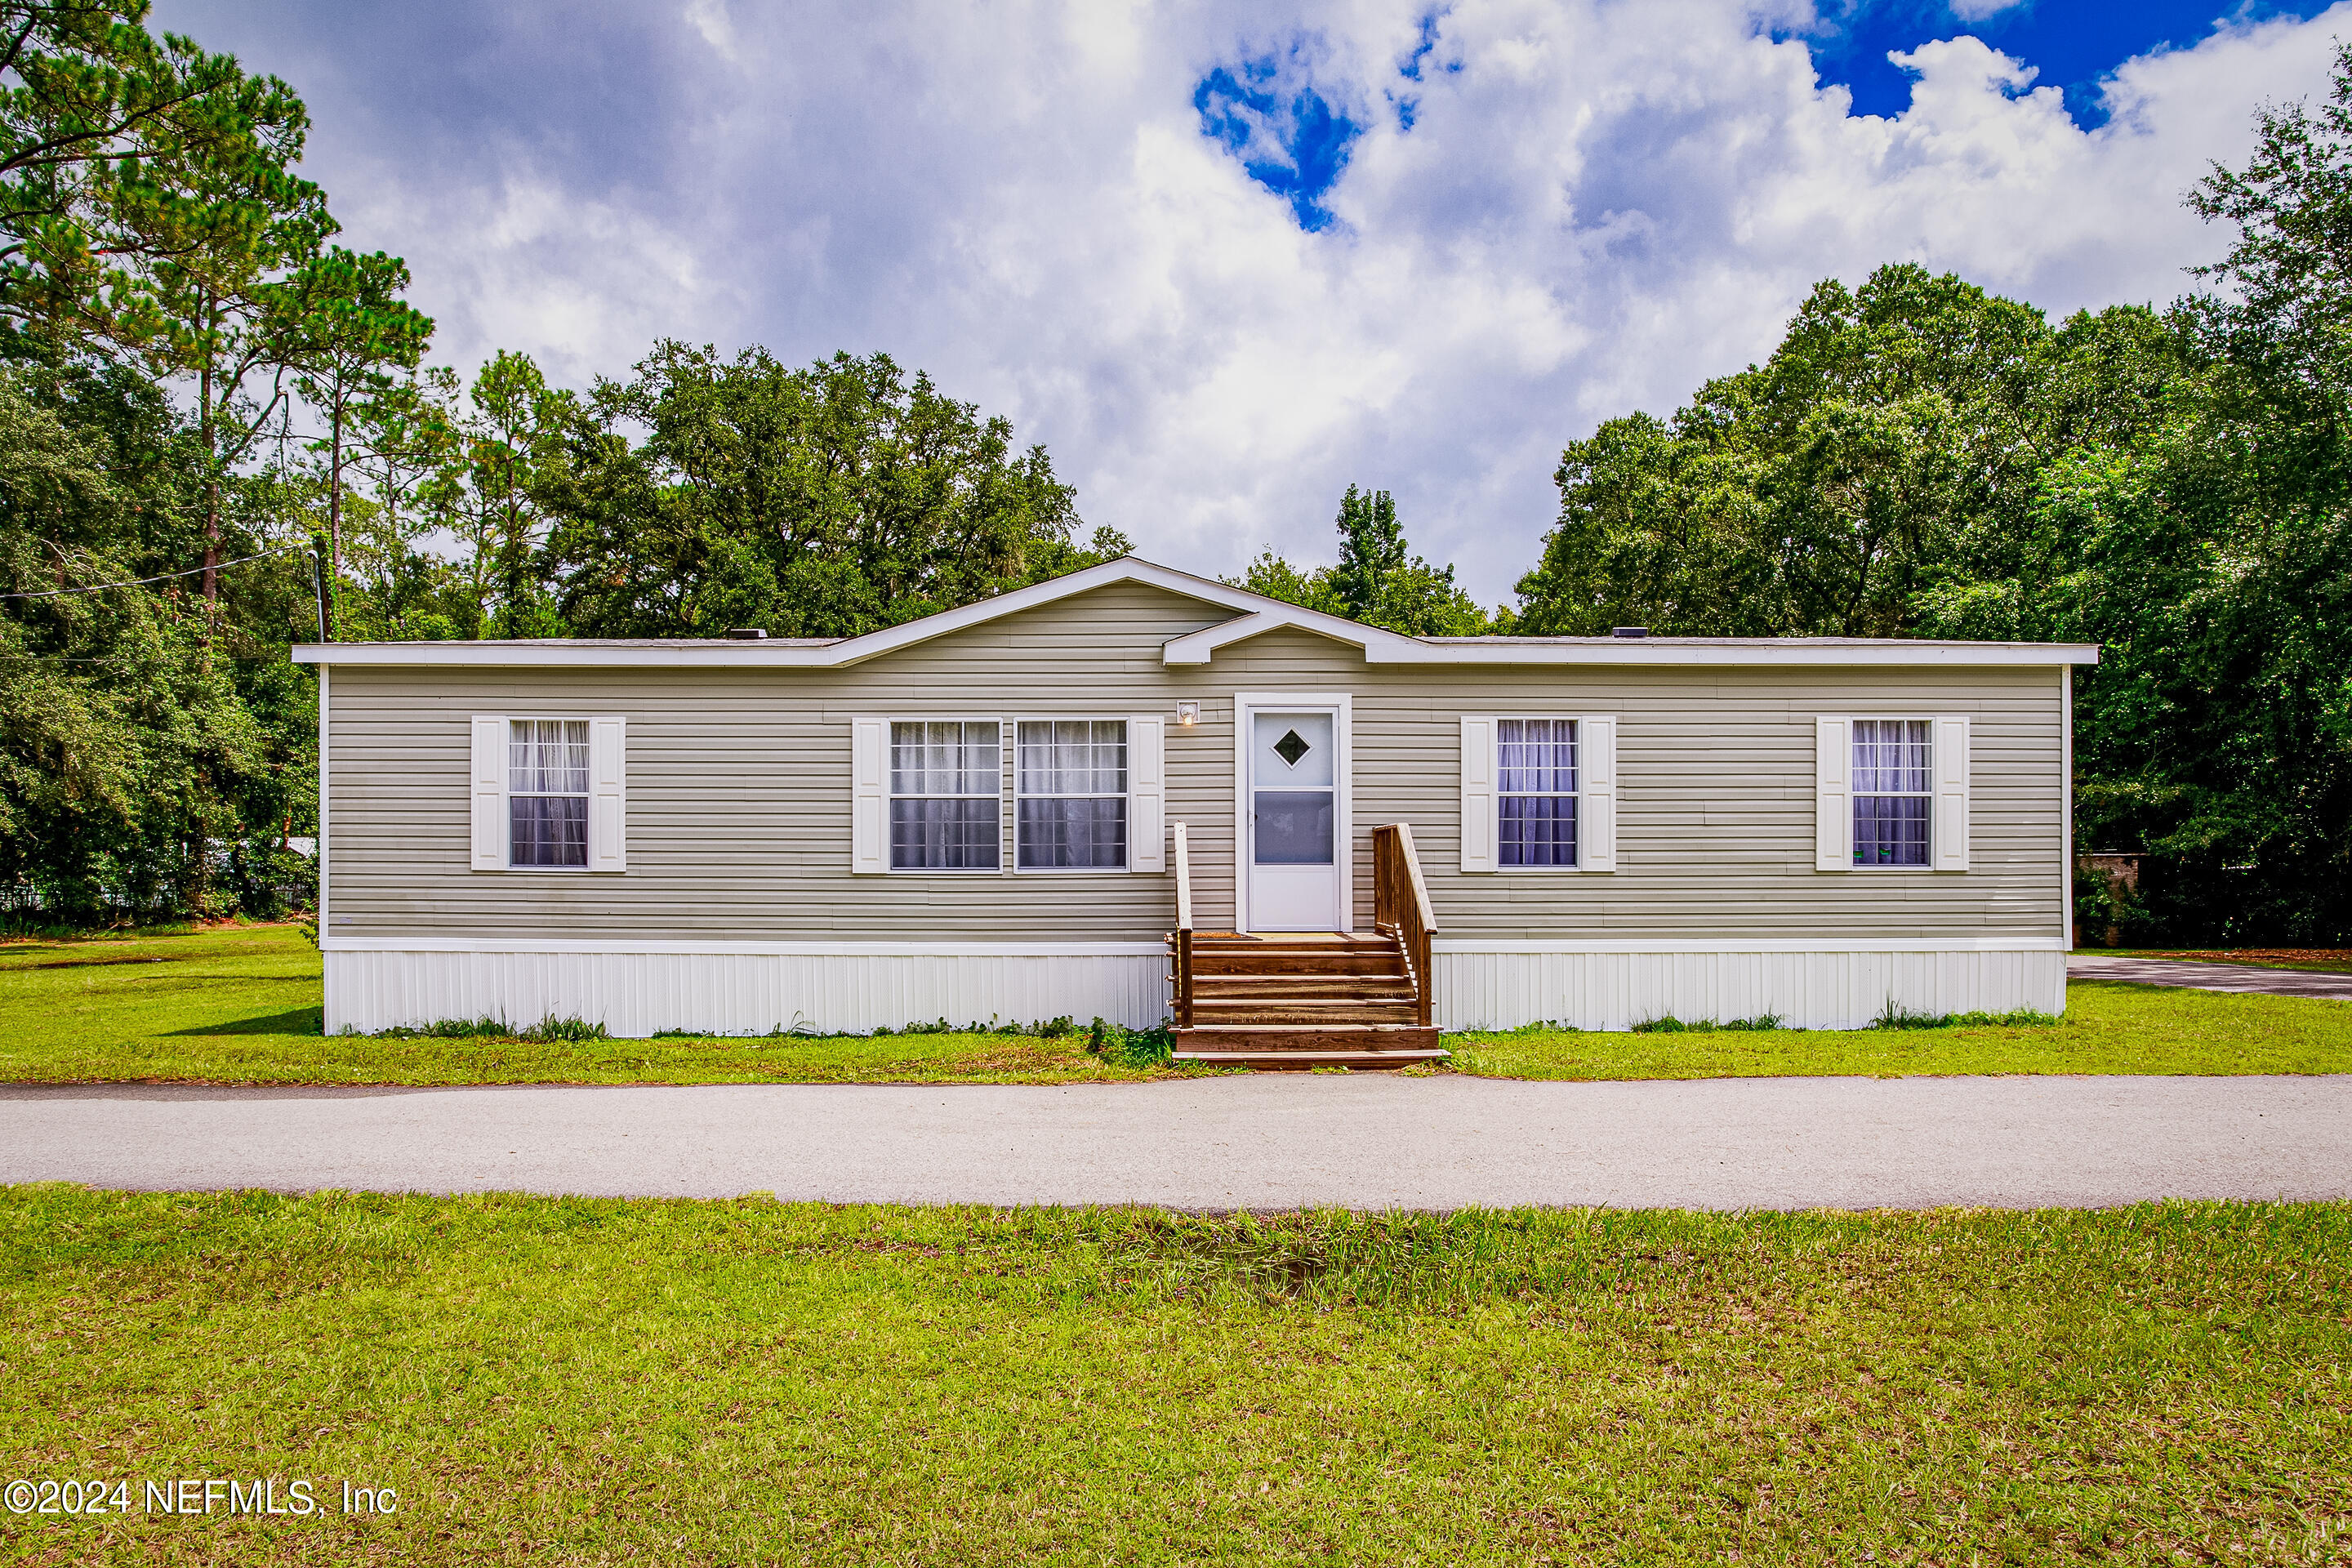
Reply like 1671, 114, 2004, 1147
1174, 1022, 1441, 1052
1165, 822, 1446, 1071
1174, 1048, 1449, 1071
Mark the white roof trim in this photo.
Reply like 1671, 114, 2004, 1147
294, 558, 1266, 668
292, 556, 2100, 668
1159, 605, 1429, 666
1342, 639, 2098, 667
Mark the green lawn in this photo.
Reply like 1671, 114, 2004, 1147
6, 924, 2351, 1085
0, 924, 1161, 1086
1448, 980, 2352, 1080
0, 1188, 2345, 1564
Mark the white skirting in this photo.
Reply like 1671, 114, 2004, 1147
324, 947, 1170, 1038
1432, 945, 2068, 1031
324, 938, 2067, 1038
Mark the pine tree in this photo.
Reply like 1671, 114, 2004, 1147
1331, 484, 1405, 622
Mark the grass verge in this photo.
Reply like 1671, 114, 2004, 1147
1446, 979, 2352, 1079
1, 1188, 2345, 1564
7, 926, 2351, 1085
0, 925, 1167, 1085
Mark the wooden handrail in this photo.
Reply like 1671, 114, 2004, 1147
1169, 821, 1194, 1027
1370, 822, 1437, 1027
1174, 821, 1193, 933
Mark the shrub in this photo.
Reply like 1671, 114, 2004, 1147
1087, 1017, 1174, 1068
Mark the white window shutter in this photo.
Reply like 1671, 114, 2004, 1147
1579, 715, 1618, 872
1128, 715, 1165, 872
1932, 715, 1971, 871
1815, 716, 1851, 871
470, 714, 506, 871
1459, 715, 1496, 872
851, 717, 888, 874
589, 717, 626, 872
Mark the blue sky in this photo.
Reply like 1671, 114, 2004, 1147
1794, 0, 2341, 122
152, 1, 2352, 601
1199, 2, 2349, 243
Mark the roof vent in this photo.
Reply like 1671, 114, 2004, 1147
1611, 626, 1649, 639
725, 627, 769, 640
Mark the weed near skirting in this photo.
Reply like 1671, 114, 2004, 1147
354, 1013, 609, 1043
1086, 1017, 1174, 1068
1631, 1013, 1787, 1033
1871, 1000, 2062, 1030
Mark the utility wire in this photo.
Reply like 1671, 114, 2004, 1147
0, 543, 308, 599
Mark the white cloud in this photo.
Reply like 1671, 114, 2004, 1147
154, 0, 2352, 600
1946, 0, 2030, 22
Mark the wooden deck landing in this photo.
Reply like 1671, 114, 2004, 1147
1168, 930, 1446, 1070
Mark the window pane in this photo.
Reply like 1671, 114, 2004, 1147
891, 798, 1000, 869
1018, 719, 1126, 795
1853, 719, 1931, 794
1253, 790, 1334, 866
1500, 795, 1576, 866
1017, 797, 1127, 868
892, 720, 998, 796
510, 795, 587, 867
510, 719, 590, 795
1499, 718, 1576, 794
1853, 795, 1929, 866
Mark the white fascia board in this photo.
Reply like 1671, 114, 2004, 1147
1433, 936, 2070, 953
1409, 642, 2100, 667
1160, 607, 1427, 666
1162, 617, 2100, 667
289, 554, 2102, 670
292, 558, 1285, 669
291, 639, 853, 669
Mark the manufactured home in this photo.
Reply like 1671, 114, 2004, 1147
296, 558, 2095, 1064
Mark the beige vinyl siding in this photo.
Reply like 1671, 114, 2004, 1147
1205, 629, 2063, 942
326, 583, 1236, 942
323, 583, 2067, 944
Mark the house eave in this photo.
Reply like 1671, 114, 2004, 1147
289, 556, 2100, 669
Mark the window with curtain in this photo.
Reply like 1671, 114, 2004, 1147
510, 719, 590, 867
1498, 718, 1577, 866
1852, 719, 1932, 866
890, 720, 1000, 870
1017, 719, 1127, 869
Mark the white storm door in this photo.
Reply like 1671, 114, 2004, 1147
1247, 709, 1339, 931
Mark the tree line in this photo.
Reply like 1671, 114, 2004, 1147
0, 3, 1123, 922
3, 2, 2346, 942
1227, 47, 2352, 946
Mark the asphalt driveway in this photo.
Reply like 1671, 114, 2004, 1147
2069, 953, 2352, 999
4, 1072, 2345, 1211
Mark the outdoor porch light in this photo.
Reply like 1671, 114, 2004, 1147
1176, 701, 1199, 725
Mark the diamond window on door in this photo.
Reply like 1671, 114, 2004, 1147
1273, 728, 1311, 767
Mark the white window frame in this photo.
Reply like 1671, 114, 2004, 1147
1013, 715, 1132, 875
1494, 717, 1582, 871
1460, 713, 1616, 874
472, 714, 625, 874
1819, 715, 1969, 873
884, 716, 1005, 875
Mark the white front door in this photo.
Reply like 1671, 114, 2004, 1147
1246, 709, 1339, 931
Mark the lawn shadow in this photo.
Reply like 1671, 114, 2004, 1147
167, 1006, 324, 1036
